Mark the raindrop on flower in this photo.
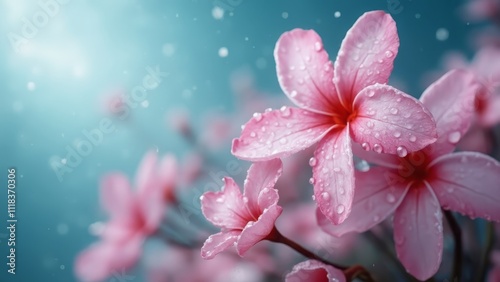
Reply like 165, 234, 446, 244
253, 112, 263, 122
314, 41, 323, 51
384, 50, 394, 58
280, 106, 291, 117
448, 131, 461, 144
321, 192, 330, 200
386, 193, 396, 203
409, 135, 417, 142
250, 132, 256, 137
290, 90, 298, 97
309, 157, 317, 167
336, 204, 345, 214
309, 177, 315, 184
361, 142, 371, 151
373, 144, 383, 153
390, 108, 398, 115
393, 131, 401, 138
396, 146, 408, 157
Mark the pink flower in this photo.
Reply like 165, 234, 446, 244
232, 11, 437, 224
460, 0, 500, 22
318, 70, 500, 280
75, 151, 176, 282
285, 260, 345, 282
200, 159, 283, 259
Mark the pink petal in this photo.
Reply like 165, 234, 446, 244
285, 260, 346, 282
257, 186, 281, 213
274, 29, 342, 114
318, 167, 409, 237
394, 183, 443, 281
75, 241, 117, 282
232, 108, 334, 161
420, 69, 481, 156
135, 150, 158, 194
158, 154, 178, 201
351, 84, 437, 155
457, 126, 493, 153
243, 159, 283, 216
429, 152, 500, 221
139, 192, 165, 234
100, 173, 135, 219
352, 142, 400, 169
481, 94, 500, 126
201, 177, 252, 229
200, 231, 240, 259
236, 205, 283, 256
313, 128, 354, 225
334, 11, 399, 106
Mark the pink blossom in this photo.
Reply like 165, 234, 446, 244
285, 260, 346, 282
200, 159, 283, 259
232, 11, 437, 224
75, 151, 176, 282
460, 0, 500, 22
318, 70, 500, 280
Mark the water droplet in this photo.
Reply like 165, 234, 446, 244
309, 177, 315, 184
314, 41, 323, 51
253, 112, 262, 122
280, 106, 291, 117
312, 195, 316, 200
356, 160, 370, 172
390, 108, 398, 115
336, 204, 345, 214
448, 131, 461, 144
361, 142, 371, 151
243, 196, 249, 203
367, 121, 374, 128
396, 146, 408, 157
290, 90, 298, 97
309, 157, 317, 167
373, 144, 383, 153
393, 131, 401, 138
280, 138, 287, 144
322, 167, 328, 173
289, 65, 296, 71
250, 132, 256, 137
216, 197, 225, 203
385, 50, 394, 58
356, 42, 363, 48
409, 135, 417, 142
386, 193, 396, 203
367, 90, 375, 97
321, 192, 330, 200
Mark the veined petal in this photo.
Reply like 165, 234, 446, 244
201, 231, 240, 260
420, 69, 481, 156
243, 159, 283, 216
100, 173, 135, 219
200, 177, 252, 229
334, 10, 399, 106
351, 84, 437, 155
429, 152, 500, 221
237, 205, 282, 256
313, 128, 355, 225
274, 29, 342, 114
318, 167, 409, 237
74, 241, 117, 282
285, 260, 346, 282
394, 183, 443, 281
232, 108, 334, 161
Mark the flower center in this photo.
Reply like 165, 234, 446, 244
396, 150, 431, 183
332, 109, 357, 126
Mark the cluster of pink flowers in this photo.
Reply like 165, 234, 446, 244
75, 9, 500, 282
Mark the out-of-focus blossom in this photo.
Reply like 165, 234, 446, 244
75, 151, 177, 282
200, 159, 283, 259
460, 0, 500, 22
488, 251, 500, 282
232, 10, 437, 224
100, 87, 128, 118
319, 70, 500, 280
285, 260, 346, 282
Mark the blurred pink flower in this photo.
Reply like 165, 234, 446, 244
319, 70, 500, 280
460, 0, 500, 22
488, 251, 500, 282
285, 260, 345, 282
232, 11, 437, 224
200, 159, 283, 259
75, 151, 176, 282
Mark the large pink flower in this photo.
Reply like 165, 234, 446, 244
200, 159, 283, 259
75, 151, 176, 282
318, 70, 500, 280
232, 11, 437, 224
285, 260, 345, 282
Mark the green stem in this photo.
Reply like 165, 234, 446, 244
475, 221, 495, 282
444, 210, 462, 282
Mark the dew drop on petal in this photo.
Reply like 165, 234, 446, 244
243, 196, 249, 203
409, 135, 417, 142
253, 112, 263, 122
250, 132, 256, 137
448, 131, 461, 144
314, 41, 323, 51
373, 144, 383, 153
386, 193, 396, 203
367, 121, 374, 128
356, 160, 370, 172
367, 90, 375, 97
393, 131, 401, 138
390, 108, 398, 115
396, 146, 408, 157
309, 177, 315, 184
361, 142, 371, 151
385, 50, 394, 58
321, 192, 330, 200
309, 157, 317, 167
280, 106, 291, 117
290, 90, 298, 97
280, 138, 287, 144
336, 204, 345, 214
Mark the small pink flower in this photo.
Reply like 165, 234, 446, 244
200, 159, 283, 259
285, 260, 345, 282
318, 70, 500, 280
75, 151, 176, 282
232, 11, 437, 224
460, 0, 500, 22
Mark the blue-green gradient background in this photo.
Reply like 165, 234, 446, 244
0, 0, 474, 281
